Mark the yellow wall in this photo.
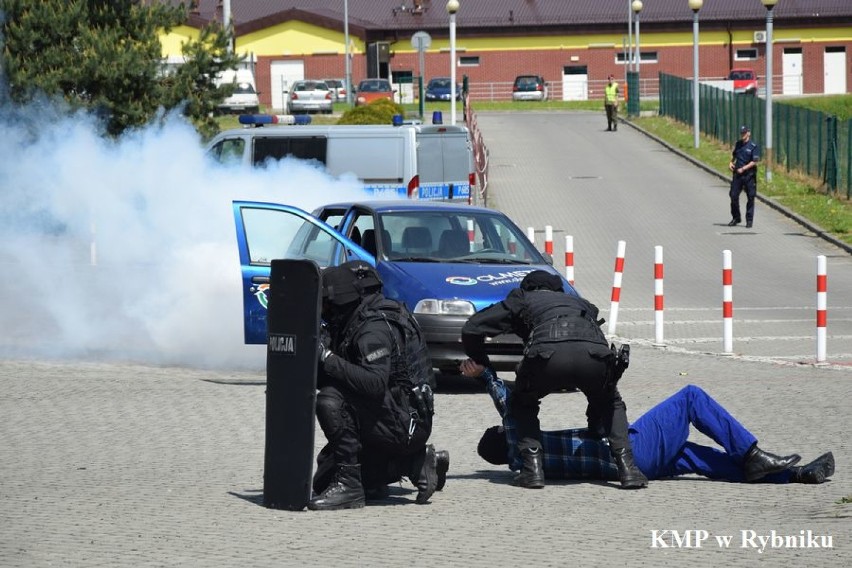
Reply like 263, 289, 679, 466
160, 25, 199, 57
237, 20, 364, 56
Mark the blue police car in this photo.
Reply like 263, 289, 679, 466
233, 200, 577, 374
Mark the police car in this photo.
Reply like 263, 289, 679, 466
233, 200, 577, 373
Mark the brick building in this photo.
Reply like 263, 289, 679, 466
161, 1, 852, 109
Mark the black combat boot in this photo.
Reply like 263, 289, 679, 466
514, 447, 545, 489
789, 452, 834, 484
612, 447, 648, 489
436, 450, 450, 491
307, 464, 366, 511
412, 445, 438, 504
743, 444, 801, 482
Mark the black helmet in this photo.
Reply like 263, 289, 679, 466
321, 261, 383, 307
520, 270, 564, 292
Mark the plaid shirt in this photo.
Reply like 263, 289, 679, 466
483, 368, 620, 481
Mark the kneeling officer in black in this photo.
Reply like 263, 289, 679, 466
461, 270, 647, 489
309, 261, 441, 510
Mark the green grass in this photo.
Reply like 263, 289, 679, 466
781, 94, 852, 121
632, 113, 851, 246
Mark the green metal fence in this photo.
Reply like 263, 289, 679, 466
659, 73, 851, 198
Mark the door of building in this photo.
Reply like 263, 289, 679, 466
782, 48, 803, 95
562, 65, 588, 101
824, 47, 847, 94
270, 60, 305, 111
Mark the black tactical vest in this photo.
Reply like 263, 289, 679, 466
518, 290, 608, 347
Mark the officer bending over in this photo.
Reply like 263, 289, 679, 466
461, 270, 647, 489
310, 261, 443, 510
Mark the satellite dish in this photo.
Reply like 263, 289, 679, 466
411, 31, 432, 52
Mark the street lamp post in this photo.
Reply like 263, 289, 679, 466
689, 0, 703, 149
632, 1, 643, 100
762, 0, 778, 182
344, 0, 352, 106
627, 1, 634, 75
447, 0, 460, 125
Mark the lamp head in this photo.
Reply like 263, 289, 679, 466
761, 0, 779, 7
632, 0, 643, 14
447, 0, 460, 15
688, 0, 703, 12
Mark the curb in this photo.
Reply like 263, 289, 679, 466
624, 118, 852, 256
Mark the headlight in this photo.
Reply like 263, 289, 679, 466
413, 299, 476, 316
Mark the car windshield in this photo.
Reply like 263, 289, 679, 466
729, 71, 754, 80
294, 81, 328, 91
375, 210, 541, 263
325, 80, 342, 88
359, 80, 390, 92
429, 79, 451, 89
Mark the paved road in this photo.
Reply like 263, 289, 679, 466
478, 110, 852, 367
1, 112, 850, 567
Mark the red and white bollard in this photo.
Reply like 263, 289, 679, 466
544, 225, 553, 255
526, 226, 535, 247
816, 255, 827, 365
508, 234, 517, 255
654, 245, 664, 346
722, 250, 733, 354
564, 235, 574, 286
467, 219, 475, 252
607, 240, 626, 336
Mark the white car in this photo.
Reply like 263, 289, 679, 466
287, 80, 333, 114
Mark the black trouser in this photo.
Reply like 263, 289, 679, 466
513, 341, 632, 453
314, 385, 425, 486
605, 103, 618, 129
729, 174, 757, 223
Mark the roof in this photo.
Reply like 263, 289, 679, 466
173, 0, 852, 34
319, 200, 495, 213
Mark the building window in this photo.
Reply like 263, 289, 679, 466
459, 56, 480, 67
615, 51, 658, 65
735, 49, 758, 61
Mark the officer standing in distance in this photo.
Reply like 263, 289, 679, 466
727, 124, 761, 228
460, 270, 647, 489
309, 261, 443, 510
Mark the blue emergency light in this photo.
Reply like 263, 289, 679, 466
238, 114, 312, 126
432, 111, 443, 125
392, 114, 404, 126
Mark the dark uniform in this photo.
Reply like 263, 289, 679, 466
309, 261, 440, 510
728, 125, 761, 228
461, 270, 647, 489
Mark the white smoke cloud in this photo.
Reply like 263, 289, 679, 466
0, 100, 364, 370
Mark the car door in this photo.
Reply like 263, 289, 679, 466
232, 200, 373, 344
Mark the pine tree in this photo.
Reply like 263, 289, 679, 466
1, 0, 242, 136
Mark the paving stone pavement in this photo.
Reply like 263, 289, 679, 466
1, 345, 849, 567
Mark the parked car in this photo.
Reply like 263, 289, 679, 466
355, 78, 395, 106
215, 69, 260, 114
728, 68, 758, 95
287, 80, 333, 114
424, 77, 461, 101
232, 200, 577, 373
322, 78, 349, 103
512, 75, 548, 101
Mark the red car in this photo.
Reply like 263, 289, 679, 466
355, 78, 395, 106
728, 68, 758, 95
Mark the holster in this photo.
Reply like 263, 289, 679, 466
605, 343, 630, 389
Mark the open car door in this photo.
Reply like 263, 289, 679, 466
232, 200, 373, 344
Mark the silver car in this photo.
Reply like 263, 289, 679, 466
322, 78, 349, 102
287, 80, 333, 114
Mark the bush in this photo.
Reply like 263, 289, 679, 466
337, 98, 405, 125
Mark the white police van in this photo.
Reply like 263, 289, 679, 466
205, 114, 474, 201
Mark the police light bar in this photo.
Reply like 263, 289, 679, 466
238, 114, 312, 126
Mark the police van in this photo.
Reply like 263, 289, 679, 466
205, 116, 474, 201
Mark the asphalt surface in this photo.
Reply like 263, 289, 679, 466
1, 112, 850, 567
